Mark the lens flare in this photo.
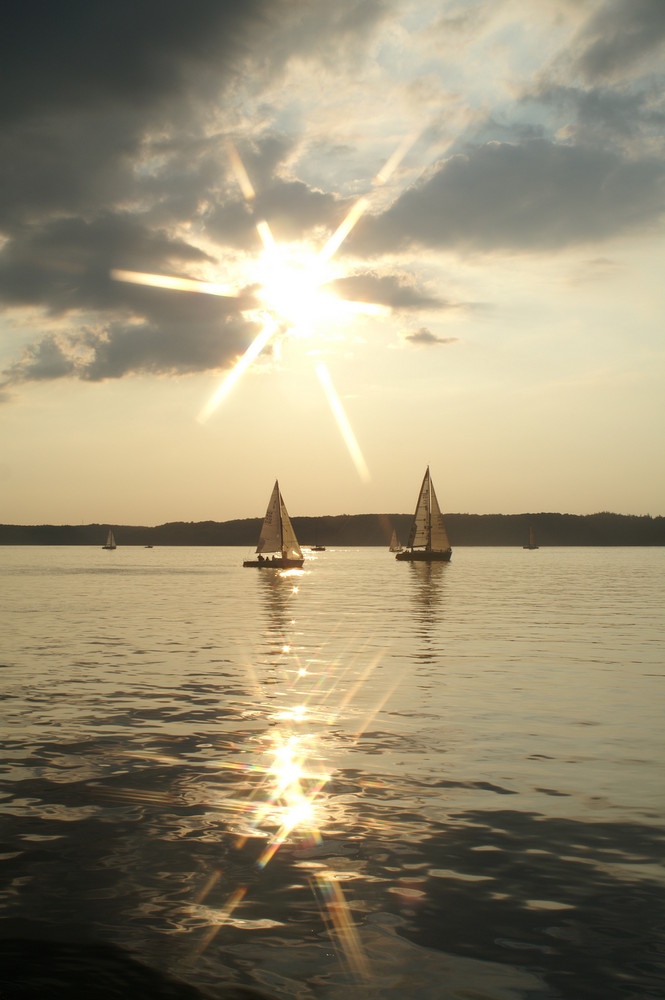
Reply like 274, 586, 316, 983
197, 317, 278, 422
110, 268, 235, 298
315, 363, 370, 482
112, 132, 422, 477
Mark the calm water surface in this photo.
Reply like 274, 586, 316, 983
1, 546, 664, 998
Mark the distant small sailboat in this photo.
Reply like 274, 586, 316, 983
396, 466, 452, 563
310, 520, 325, 551
102, 528, 116, 550
389, 528, 403, 553
243, 481, 304, 569
523, 526, 539, 550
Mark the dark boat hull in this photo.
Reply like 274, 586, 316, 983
396, 548, 452, 562
243, 558, 304, 569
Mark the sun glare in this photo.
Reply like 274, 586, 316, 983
255, 244, 345, 338
112, 133, 421, 477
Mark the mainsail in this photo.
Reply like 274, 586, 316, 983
407, 468, 433, 548
256, 481, 282, 554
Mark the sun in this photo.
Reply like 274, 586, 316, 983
253, 241, 340, 339
111, 134, 418, 479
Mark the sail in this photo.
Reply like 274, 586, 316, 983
256, 481, 282, 554
407, 468, 431, 548
389, 529, 400, 552
429, 480, 450, 551
279, 492, 303, 561
255, 480, 303, 560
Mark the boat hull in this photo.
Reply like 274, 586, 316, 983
396, 548, 452, 562
243, 558, 304, 569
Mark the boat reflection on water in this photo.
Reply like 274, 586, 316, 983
406, 560, 449, 663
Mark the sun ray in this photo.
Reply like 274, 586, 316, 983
319, 129, 419, 263
110, 268, 235, 298
315, 363, 370, 482
319, 196, 370, 264
311, 872, 370, 980
197, 317, 278, 423
112, 133, 423, 478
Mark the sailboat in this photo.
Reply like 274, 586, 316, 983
389, 528, 403, 553
311, 521, 326, 551
102, 528, 116, 550
395, 467, 452, 562
243, 481, 305, 569
523, 525, 539, 550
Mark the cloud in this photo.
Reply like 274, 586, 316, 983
574, 0, 665, 81
326, 272, 452, 311
525, 82, 665, 141
2, 307, 259, 389
404, 327, 458, 347
0, 1, 274, 126
0, 215, 215, 311
352, 138, 665, 254
2, 335, 77, 383
206, 174, 344, 249
1, 0, 664, 405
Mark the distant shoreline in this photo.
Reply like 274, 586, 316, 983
1, 512, 663, 547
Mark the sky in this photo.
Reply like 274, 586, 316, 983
1, 0, 664, 525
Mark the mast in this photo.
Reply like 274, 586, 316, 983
279, 483, 285, 559
426, 468, 432, 551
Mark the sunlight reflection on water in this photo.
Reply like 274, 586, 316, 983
1, 546, 664, 998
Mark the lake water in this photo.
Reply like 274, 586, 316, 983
1, 545, 664, 999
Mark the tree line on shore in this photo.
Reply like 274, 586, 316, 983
1, 512, 663, 547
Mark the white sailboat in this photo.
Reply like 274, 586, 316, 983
389, 528, 403, 553
102, 528, 116, 550
396, 467, 452, 562
243, 481, 304, 569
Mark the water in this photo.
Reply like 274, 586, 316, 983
1, 546, 664, 998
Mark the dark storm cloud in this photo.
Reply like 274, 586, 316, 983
0, 215, 215, 312
2, 304, 259, 389
0, 2, 400, 398
327, 272, 452, 311
525, 83, 665, 140
79, 312, 256, 382
352, 139, 665, 254
404, 327, 458, 347
206, 177, 344, 250
0, 0, 270, 125
0, 1, 286, 394
574, 0, 665, 81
